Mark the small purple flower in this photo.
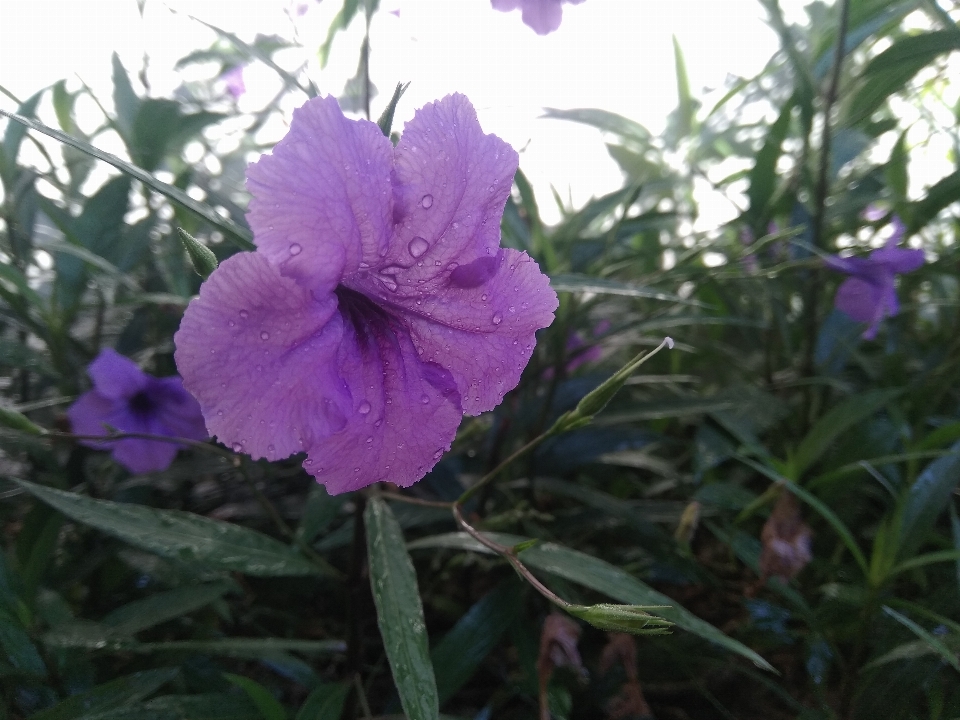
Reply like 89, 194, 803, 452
221, 65, 246, 100
67, 349, 208, 474
825, 217, 924, 339
174, 94, 557, 494
491, 0, 586, 35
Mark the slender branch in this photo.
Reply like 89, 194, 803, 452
44, 429, 239, 462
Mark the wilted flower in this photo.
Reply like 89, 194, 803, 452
825, 217, 924, 339
67, 349, 207, 474
221, 65, 246, 100
537, 613, 588, 717
491, 0, 585, 35
759, 490, 812, 583
175, 94, 557, 494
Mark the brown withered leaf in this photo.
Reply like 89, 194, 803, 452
759, 490, 812, 582
599, 633, 653, 719
537, 613, 587, 720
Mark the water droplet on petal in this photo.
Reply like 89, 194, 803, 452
354, 467, 360, 473
366, 436, 373, 443
231, 442, 243, 452
268, 444, 275, 452
380, 264, 403, 275
358, 401, 371, 415
289, 243, 302, 256
481, 293, 488, 301
217, 410, 224, 416
380, 276, 398, 292
492, 312, 502, 325
408, 236, 429, 257
421, 194, 433, 208
420, 394, 430, 404
434, 449, 443, 460
228, 320, 236, 327
239, 310, 249, 319
260, 331, 270, 340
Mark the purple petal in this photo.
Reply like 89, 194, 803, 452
834, 275, 887, 324
491, 0, 522, 8
520, 0, 564, 34
886, 215, 906, 246
303, 289, 464, 493
824, 254, 873, 276
175, 252, 350, 461
67, 390, 120, 441
246, 95, 395, 296
871, 246, 924, 274
148, 376, 209, 441
222, 66, 246, 99
111, 433, 179, 475
392, 249, 557, 415
87, 348, 148, 400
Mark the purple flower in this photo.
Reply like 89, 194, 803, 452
67, 349, 208, 474
825, 217, 924, 339
221, 66, 246, 100
491, 0, 586, 35
174, 94, 557, 494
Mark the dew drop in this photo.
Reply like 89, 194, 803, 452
433, 449, 443, 460
421, 194, 434, 208
239, 310, 249, 319
366, 436, 373, 443
231, 442, 243, 452
354, 467, 360, 473
481, 293, 488, 301
217, 410, 224, 416
289, 242, 302, 256
420, 394, 430, 404
434, 260, 442, 266
492, 312, 502, 325
268, 444, 275, 452
380, 276, 398, 292
380, 264, 403, 275
408, 236, 429, 257
358, 401, 371, 415
508, 305, 516, 313
228, 320, 236, 327
260, 331, 270, 340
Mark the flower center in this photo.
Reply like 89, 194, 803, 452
128, 390, 156, 416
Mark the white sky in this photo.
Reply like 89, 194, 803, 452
0, 0, 805, 224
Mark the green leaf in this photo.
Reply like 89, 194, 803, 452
409, 532, 774, 671
296, 486, 346, 545
872, 606, 960, 673
898, 442, 960, 559
747, 98, 793, 224
431, 579, 522, 705
129, 99, 224, 172
14, 480, 321, 577
0, 110, 254, 250
365, 498, 439, 720
103, 582, 235, 635
377, 82, 410, 138
0, 88, 43, 186
541, 107, 650, 144
886, 130, 909, 199
907, 168, 960, 234
294, 683, 349, 720
223, 674, 288, 720
549, 273, 703, 306
0, 608, 47, 678
31, 668, 179, 720
672, 36, 695, 139
111, 53, 140, 141
793, 388, 903, 477
848, 30, 960, 124
318, 0, 360, 68
0, 406, 44, 435
85, 693, 261, 720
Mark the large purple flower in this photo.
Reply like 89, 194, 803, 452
491, 0, 586, 35
174, 94, 557, 494
67, 349, 208, 474
825, 218, 924, 339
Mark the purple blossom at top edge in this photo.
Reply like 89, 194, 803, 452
174, 94, 558, 495
824, 216, 924, 339
66, 348, 208, 474
490, 0, 585, 35
221, 65, 246, 99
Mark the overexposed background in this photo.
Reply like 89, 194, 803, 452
1, 0, 807, 224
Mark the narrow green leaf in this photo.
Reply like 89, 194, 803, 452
549, 273, 704, 306
111, 53, 140, 141
431, 579, 522, 704
224, 674, 288, 720
886, 130, 909, 199
31, 668, 178, 720
672, 36, 695, 139
541, 107, 650, 143
409, 532, 774, 672
103, 582, 235, 635
15, 480, 320, 577
0, 88, 43, 185
876, 606, 960, 673
793, 388, 903, 477
377, 82, 410, 138
296, 485, 346, 544
85, 693, 261, 720
0, 609, 47, 678
747, 98, 793, 223
907, 168, 960, 234
0, 110, 254, 250
318, 0, 360, 68
0, 406, 44, 435
294, 683, 350, 720
898, 442, 960, 559
365, 498, 439, 720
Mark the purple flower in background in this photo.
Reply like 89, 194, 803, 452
67, 349, 208, 474
491, 0, 585, 35
221, 65, 246, 100
175, 94, 557, 494
825, 217, 924, 339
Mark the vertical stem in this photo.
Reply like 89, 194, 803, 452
345, 494, 368, 716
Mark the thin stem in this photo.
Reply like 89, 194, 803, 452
456, 430, 556, 507
374, 492, 452, 509
45, 429, 239, 463
345, 493, 368, 717
353, 672, 373, 720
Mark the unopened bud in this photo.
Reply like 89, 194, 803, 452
178, 228, 218, 279
567, 603, 673, 635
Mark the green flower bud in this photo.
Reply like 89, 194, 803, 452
178, 228, 219, 279
567, 603, 673, 635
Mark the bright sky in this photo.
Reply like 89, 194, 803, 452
0, 0, 805, 224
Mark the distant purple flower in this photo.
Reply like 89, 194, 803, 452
491, 0, 585, 35
221, 66, 246, 99
174, 94, 557, 494
67, 349, 208, 474
825, 217, 924, 339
